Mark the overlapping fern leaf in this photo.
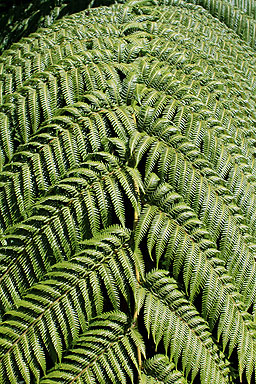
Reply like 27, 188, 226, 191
0, 0, 256, 382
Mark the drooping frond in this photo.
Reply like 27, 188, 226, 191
0, 0, 101, 54
138, 270, 231, 384
40, 311, 144, 384
0, 154, 141, 313
134, 190, 256, 380
131, 130, 256, 309
176, 0, 256, 49
0, 227, 137, 383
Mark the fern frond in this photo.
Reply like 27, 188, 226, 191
0, 227, 136, 383
131, 130, 256, 308
139, 270, 230, 383
0, 51, 131, 164
0, 157, 140, 311
0, 97, 138, 232
135, 203, 256, 380
40, 311, 143, 384
1, 0, 256, 382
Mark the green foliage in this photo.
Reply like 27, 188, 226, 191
0, 0, 256, 382
140, 354, 188, 383
175, 0, 256, 49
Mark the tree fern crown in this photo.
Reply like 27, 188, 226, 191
0, 0, 256, 382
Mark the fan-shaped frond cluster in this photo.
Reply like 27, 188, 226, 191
0, 0, 256, 382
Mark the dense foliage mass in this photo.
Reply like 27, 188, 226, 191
185, 0, 256, 48
0, 0, 256, 382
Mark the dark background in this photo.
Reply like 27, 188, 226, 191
0, 0, 116, 54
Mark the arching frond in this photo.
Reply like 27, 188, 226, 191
135, 201, 256, 380
40, 311, 144, 384
138, 270, 230, 384
0, 156, 141, 312
0, 228, 137, 383
131, 130, 256, 309
0, 95, 140, 234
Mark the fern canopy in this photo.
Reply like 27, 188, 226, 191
0, 0, 256, 382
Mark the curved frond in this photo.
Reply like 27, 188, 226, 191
0, 157, 140, 312
40, 311, 143, 384
138, 270, 230, 384
135, 203, 256, 379
0, 227, 136, 383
